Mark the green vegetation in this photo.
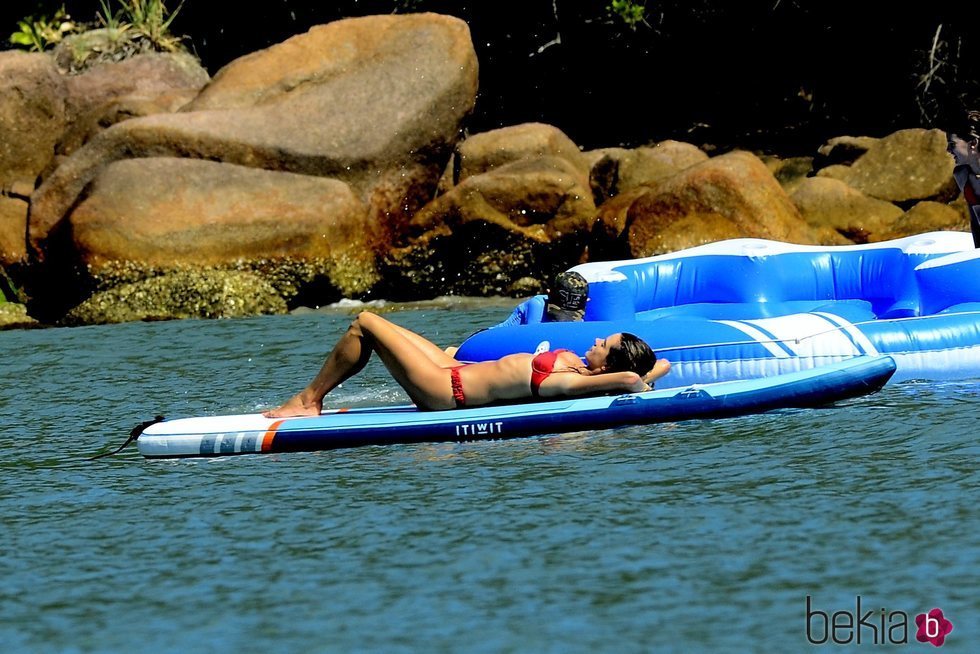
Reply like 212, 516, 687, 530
8, 5, 77, 51
0, 267, 24, 304
96, 0, 129, 39
8, 1, 186, 63
115, 0, 186, 52
607, 0, 648, 30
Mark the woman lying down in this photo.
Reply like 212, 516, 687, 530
264, 312, 671, 417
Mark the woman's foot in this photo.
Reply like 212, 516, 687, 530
262, 392, 323, 418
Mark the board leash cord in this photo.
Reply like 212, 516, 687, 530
90, 415, 166, 460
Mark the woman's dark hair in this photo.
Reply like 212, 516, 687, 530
605, 333, 656, 376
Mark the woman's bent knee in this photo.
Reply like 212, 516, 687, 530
351, 311, 380, 334
355, 311, 382, 327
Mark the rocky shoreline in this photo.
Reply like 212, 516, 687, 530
0, 13, 969, 330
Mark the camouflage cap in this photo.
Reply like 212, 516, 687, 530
546, 271, 589, 322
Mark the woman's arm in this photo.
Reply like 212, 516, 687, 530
548, 371, 647, 397
643, 359, 672, 388
546, 359, 673, 398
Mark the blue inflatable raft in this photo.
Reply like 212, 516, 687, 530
137, 356, 895, 458
458, 232, 980, 385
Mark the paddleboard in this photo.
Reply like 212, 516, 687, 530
137, 355, 896, 458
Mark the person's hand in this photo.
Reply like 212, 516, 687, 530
641, 359, 672, 390
629, 376, 651, 393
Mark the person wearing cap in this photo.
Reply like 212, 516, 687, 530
947, 110, 980, 247
441, 271, 592, 357
494, 271, 590, 327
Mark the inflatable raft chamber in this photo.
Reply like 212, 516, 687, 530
456, 232, 980, 384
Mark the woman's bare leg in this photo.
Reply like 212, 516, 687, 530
383, 319, 461, 368
263, 312, 456, 417
263, 315, 375, 417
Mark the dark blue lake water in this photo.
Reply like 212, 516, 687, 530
1, 303, 977, 653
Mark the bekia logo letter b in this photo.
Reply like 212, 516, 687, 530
915, 608, 953, 647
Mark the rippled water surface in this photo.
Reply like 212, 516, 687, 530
1, 305, 978, 653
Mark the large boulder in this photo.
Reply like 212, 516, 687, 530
594, 150, 815, 257
790, 176, 904, 243
873, 201, 969, 242
1, 196, 28, 266
586, 187, 649, 260
448, 123, 589, 186
587, 140, 708, 204
55, 51, 210, 159
386, 155, 595, 296
29, 13, 479, 259
812, 135, 879, 171
63, 49, 207, 119
68, 158, 378, 299
761, 155, 814, 195
815, 128, 958, 203
0, 52, 67, 192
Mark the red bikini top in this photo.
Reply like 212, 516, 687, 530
530, 349, 570, 397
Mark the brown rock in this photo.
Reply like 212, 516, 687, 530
874, 201, 970, 242
0, 196, 28, 266
587, 140, 708, 204
948, 196, 976, 229
51, 95, 200, 168
588, 187, 649, 260
387, 155, 595, 295
69, 158, 377, 297
760, 155, 814, 195
611, 151, 813, 257
29, 13, 479, 257
451, 123, 588, 186
815, 128, 957, 203
63, 51, 208, 119
815, 163, 851, 181
630, 211, 746, 257
412, 155, 593, 238
791, 176, 903, 243
0, 52, 67, 192
813, 135, 879, 170
54, 52, 209, 158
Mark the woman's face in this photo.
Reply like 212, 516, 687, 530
585, 333, 622, 371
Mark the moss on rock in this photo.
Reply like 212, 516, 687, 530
0, 302, 40, 330
87, 255, 378, 307
63, 269, 288, 325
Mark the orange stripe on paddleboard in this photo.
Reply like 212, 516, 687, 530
261, 420, 284, 452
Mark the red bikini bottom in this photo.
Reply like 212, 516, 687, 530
450, 366, 466, 408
